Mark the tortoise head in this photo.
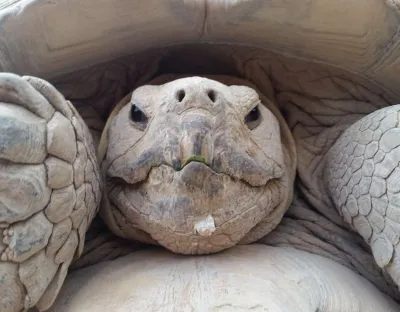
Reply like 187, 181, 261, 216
101, 76, 295, 254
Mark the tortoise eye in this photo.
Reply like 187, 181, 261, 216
130, 104, 148, 130
245, 105, 261, 130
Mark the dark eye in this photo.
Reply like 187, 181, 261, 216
245, 105, 261, 130
130, 104, 148, 130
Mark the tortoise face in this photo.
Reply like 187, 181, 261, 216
102, 77, 288, 254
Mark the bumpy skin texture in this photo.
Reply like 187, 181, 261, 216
101, 76, 296, 254
325, 104, 400, 289
0, 73, 101, 312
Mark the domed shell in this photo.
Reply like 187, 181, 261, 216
48, 244, 399, 312
0, 0, 399, 96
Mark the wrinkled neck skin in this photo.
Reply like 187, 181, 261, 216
92, 75, 398, 298
73, 50, 399, 299
99, 75, 296, 254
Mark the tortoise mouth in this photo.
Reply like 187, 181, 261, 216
180, 155, 208, 169
107, 159, 273, 191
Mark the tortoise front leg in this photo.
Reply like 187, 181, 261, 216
0, 73, 101, 312
324, 104, 400, 288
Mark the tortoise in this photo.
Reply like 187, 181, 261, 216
2, 0, 400, 311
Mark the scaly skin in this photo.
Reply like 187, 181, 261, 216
325, 104, 400, 288
1, 71, 400, 310
0, 73, 101, 312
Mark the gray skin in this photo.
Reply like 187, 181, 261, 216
0, 68, 400, 311
100, 75, 295, 255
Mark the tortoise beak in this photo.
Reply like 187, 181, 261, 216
179, 112, 214, 169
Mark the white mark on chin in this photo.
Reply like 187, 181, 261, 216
194, 215, 216, 236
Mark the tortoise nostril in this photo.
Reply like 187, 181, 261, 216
207, 90, 216, 103
176, 90, 186, 102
